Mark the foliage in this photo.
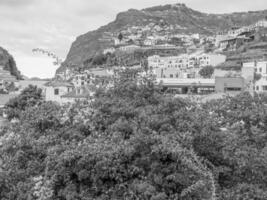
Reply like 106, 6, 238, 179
254, 72, 262, 82
0, 46, 22, 79
4, 85, 43, 120
199, 65, 214, 78
118, 33, 123, 41
1, 70, 267, 199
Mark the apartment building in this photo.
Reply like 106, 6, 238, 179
148, 53, 226, 69
243, 61, 267, 92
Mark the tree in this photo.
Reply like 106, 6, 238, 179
92, 53, 107, 66
1, 70, 267, 199
254, 73, 262, 82
199, 65, 214, 78
5, 85, 43, 120
118, 33, 123, 41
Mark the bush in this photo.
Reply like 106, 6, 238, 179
1, 71, 267, 199
199, 65, 214, 78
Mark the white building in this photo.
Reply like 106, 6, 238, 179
243, 61, 267, 92
61, 86, 95, 103
144, 38, 156, 46
197, 53, 226, 67
44, 81, 74, 104
148, 53, 226, 69
255, 19, 267, 28
243, 61, 267, 77
103, 47, 115, 55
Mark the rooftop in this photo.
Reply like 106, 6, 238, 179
45, 81, 74, 87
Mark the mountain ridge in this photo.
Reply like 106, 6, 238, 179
61, 3, 267, 72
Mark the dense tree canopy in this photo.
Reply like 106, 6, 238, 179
199, 66, 214, 78
1, 70, 267, 200
4, 85, 43, 120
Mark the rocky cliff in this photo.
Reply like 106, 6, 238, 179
0, 47, 22, 79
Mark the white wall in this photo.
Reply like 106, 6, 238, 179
243, 61, 267, 77
45, 86, 72, 104
209, 54, 227, 66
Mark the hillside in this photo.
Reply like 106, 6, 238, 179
62, 3, 267, 72
0, 46, 22, 79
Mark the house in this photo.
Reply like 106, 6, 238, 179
219, 36, 251, 51
254, 78, 267, 92
196, 53, 226, 67
255, 19, 267, 28
103, 47, 116, 55
61, 85, 95, 103
44, 81, 74, 104
216, 19, 267, 49
114, 38, 127, 46
243, 61, 267, 93
243, 61, 267, 78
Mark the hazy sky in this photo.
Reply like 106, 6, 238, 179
0, 0, 266, 78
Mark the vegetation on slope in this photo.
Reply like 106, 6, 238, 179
0, 47, 22, 79
1, 70, 267, 199
63, 3, 267, 70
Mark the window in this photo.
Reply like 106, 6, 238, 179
259, 68, 262, 73
256, 86, 259, 90
263, 86, 267, 91
170, 74, 173, 78
54, 89, 59, 95
226, 87, 241, 91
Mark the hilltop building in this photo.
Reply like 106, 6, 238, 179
215, 18, 267, 49
148, 53, 226, 78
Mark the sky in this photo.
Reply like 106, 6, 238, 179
0, 0, 266, 78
